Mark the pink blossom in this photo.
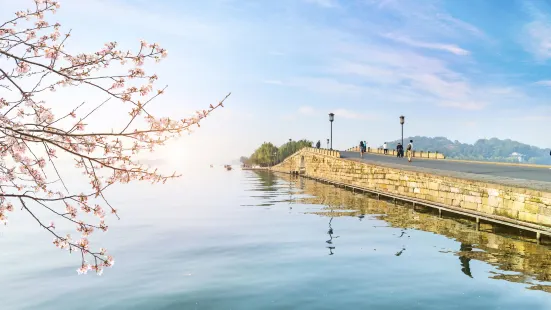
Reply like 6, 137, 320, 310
0, 212, 7, 225
65, 204, 77, 218
16, 62, 30, 74
0, 0, 227, 276
93, 205, 105, 219
104, 255, 115, 267
77, 238, 89, 250
76, 264, 91, 275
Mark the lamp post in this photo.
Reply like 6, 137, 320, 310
399, 115, 405, 147
329, 113, 335, 150
289, 138, 293, 155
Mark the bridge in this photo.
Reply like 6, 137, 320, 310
270, 147, 551, 242
340, 151, 551, 184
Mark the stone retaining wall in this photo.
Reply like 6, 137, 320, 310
346, 146, 445, 159
273, 149, 551, 228
304, 147, 341, 158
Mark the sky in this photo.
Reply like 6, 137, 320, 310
3, 0, 551, 168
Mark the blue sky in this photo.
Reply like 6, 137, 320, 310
3, 0, 551, 167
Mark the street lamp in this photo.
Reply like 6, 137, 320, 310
289, 138, 293, 155
329, 113, 335, 150
399, 115, 405, 147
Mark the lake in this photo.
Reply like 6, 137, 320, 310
1, 167, 551, 309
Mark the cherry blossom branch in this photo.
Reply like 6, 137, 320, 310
0, 0, 229, 275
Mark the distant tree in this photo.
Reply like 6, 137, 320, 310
383, 136, 551, 164
278, 139, 313, 162
245, 139, 313, 167
239, 156, 250, 164
249, 142, 279, 167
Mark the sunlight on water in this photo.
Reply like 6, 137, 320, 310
2, 167, 551, 309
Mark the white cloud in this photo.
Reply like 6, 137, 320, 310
287, 77, 364, 95
298, 106, 316, 115
367, 0, 485, 40
435, 13, 485, 38
523, 20, 551, 61
263, 80, 283, 85
535, 80, 551, 86
522, 3, 551, 61
303, 0, 339, 8
327, 42, 492, 110
285, 106, 375, 121
382, 33, 471, 56
333, 109, 376, 120
438, 101, 487, 111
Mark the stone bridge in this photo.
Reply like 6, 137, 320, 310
271, 147, 551, 234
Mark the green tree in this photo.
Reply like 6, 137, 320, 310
249, 142, 279, 167
278, 139, 313, 162
239, 156, 251, 165
245, 139, 313, 166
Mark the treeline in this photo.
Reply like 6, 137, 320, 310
384, 136, 551, 164
241, 139, 313, 167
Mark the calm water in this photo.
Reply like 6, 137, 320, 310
2, 168, 551, 309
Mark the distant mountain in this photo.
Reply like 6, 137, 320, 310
382, 136, 551, 164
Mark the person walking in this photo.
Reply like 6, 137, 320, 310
396, 143, 403, 158
316, 140, 321, 149
383, 142, 388, 155
359, 141, 365, 158
406, 140, 414, 162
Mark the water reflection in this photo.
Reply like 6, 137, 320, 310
272, 172, 551, 294
242, 171, 289, 206
326, 217, 339, 255
459, 243, 474, 278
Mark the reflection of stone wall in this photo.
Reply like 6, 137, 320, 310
278, 174, 551, 289
273, 149, 551, 228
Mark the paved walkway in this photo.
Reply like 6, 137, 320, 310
339, 151, 551, 192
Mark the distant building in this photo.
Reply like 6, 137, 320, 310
510, 152, 525, 163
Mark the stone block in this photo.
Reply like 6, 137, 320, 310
487, 196, 503, 208
538, 215, 551, 227
518, 212, 539, 224
539, 206, 551, 217
495, 208, 518, 219
478, 204, 496, 215
464, 195, 482, 204
461, 201, 479, 211
438, 184, 451, 192
450, 187, 461, 193
428, 182, 440, 191
523, 202, 540, 214
487, 188, 500, 197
